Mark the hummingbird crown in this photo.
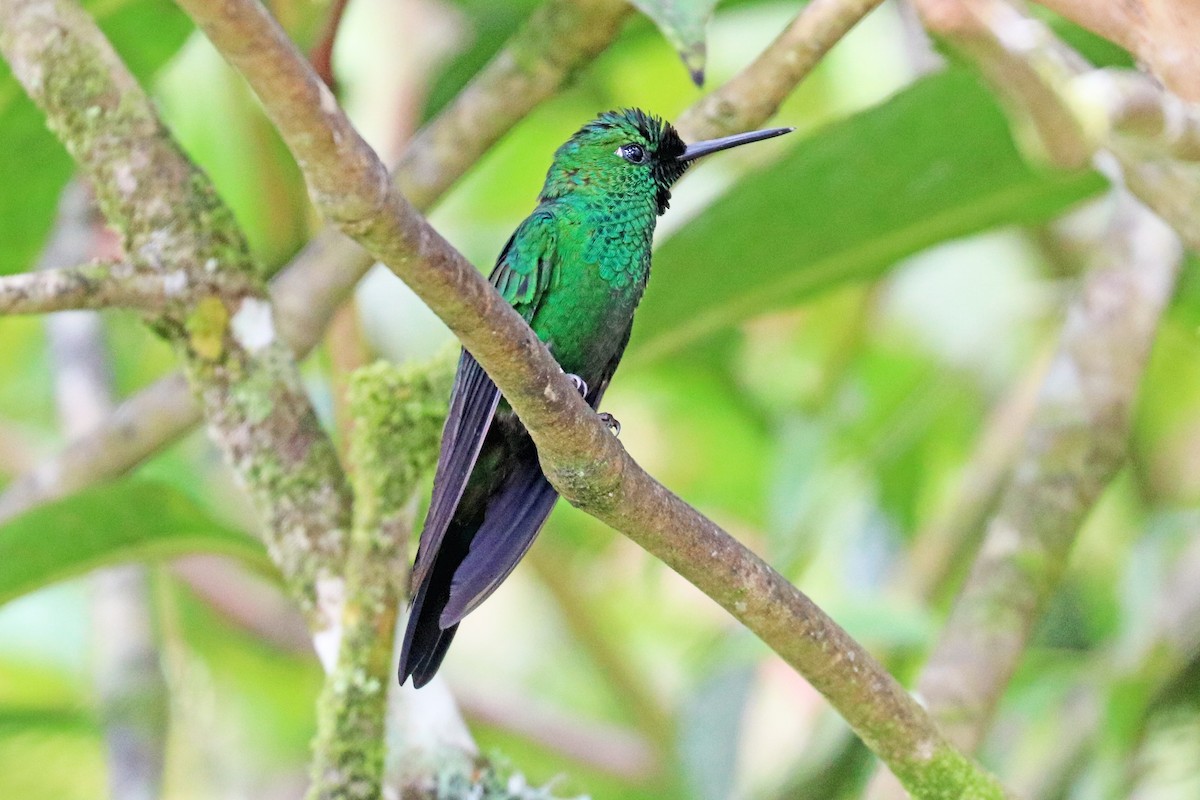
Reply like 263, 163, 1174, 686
540, 108, 688, 215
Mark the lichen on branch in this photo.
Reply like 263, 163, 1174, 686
307, 358, 452, 800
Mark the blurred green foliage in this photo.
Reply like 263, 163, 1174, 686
0, 0, 193, 276
0, 481, 274, 605
2, 1, 1198, 799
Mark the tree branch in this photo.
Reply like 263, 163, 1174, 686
308, 361, 448, 800
678, 0, 886, 138
0, 0, 631, 521
915, 187, 1180, 752
174, 0, 1010, 794
0, 0, 350, 624
0, 261, 199, 314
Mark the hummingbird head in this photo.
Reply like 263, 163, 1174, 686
540, 108, 792, 215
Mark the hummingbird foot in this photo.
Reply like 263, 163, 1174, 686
565, 373, 588, 398
598, 412, 621, 436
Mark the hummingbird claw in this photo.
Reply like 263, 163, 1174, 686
565, 373, 588, 398
598, 412, 621, 437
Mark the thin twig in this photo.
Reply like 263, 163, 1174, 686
175, 0, 1010, 793
678, 0, 886, 139
0, 261, 182, 314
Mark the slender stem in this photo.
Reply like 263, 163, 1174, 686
677, 0, 886, 139
174, 0, 1010, 793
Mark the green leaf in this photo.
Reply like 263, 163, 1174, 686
627, 69, 1107, 361
628, 0, 719, 85
0, 0, 193, 276
0, 481, 274, 606
0, 76, 73, 278
421, 0, 542, 120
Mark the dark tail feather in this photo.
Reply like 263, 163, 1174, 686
398, 525, 465, 687
441, 461, 558, 627
399, 441, 558, 684
399, 601, 458, 688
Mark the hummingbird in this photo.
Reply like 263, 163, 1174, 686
399, 109, 791, 687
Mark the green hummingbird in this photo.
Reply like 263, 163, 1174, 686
399, 109, 791, 687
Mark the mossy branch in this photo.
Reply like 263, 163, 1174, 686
0, 261, 173, 314
308, 360, 451, 800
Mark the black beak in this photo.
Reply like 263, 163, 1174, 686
678, 127, 794, 161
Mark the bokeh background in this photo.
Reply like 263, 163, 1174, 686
2, 0, 1199, 798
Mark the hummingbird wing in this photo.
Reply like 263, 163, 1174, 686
408, 349, 500, 592
439, 329, 628, 627
401, 211, 559, 685
410, 211, 558, 591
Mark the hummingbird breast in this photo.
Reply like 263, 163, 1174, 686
529, 197, 656, 384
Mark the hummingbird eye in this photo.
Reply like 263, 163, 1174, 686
617, 143, 648, 164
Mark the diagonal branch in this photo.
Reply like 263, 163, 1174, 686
916, 187, 1180, 752
174, 0, 1009, 794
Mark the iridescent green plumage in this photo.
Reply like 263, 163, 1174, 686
399, 109, 791, 687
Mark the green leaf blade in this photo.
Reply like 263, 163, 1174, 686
0, 481, 274, 606
628, 0, 719, 85
0, 0, 194, 276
